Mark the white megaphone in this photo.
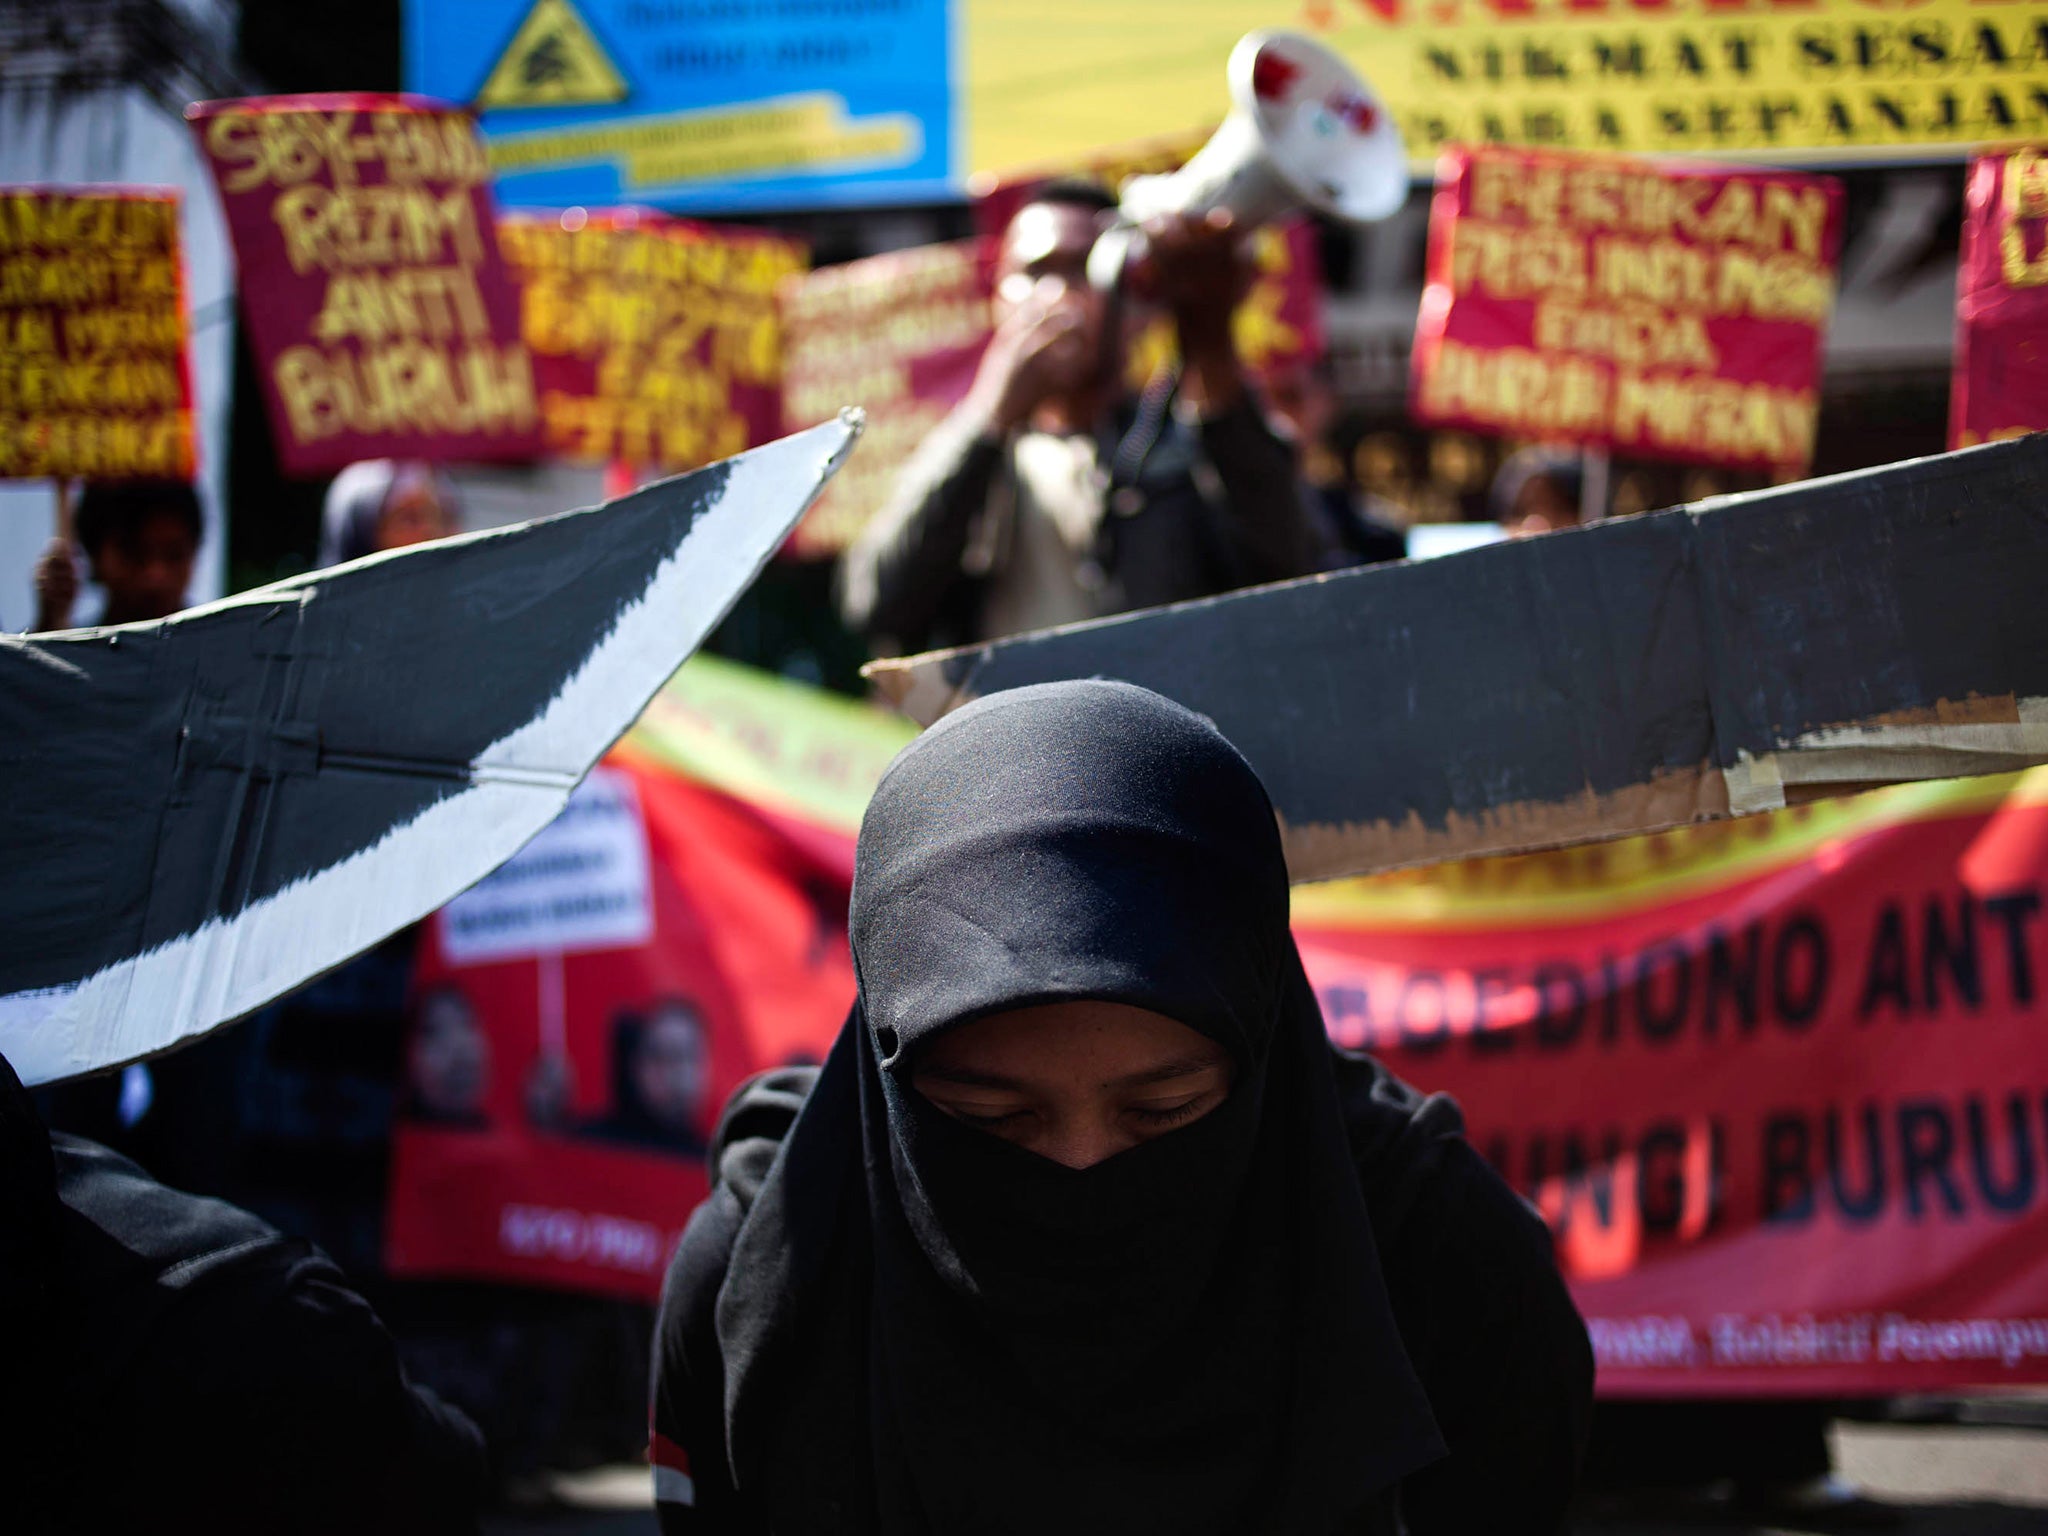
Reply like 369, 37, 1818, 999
1088, 29, 1410, 291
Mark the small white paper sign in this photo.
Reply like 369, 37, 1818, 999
440, 767, 653, 964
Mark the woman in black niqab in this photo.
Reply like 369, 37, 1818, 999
656, 680, 1585, 1534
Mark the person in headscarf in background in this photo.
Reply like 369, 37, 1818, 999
653, 681, 1592, 1534
319, 460, 461, 568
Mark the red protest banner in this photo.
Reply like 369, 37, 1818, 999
384, 656, 910, 1300
0, 187, 196, 480
1296, 774, 2048, 1396
1952, 147, 2048, 450
188, 93, 542, 477
391, 656, 2048, 1391
780, 238, 996, 558
498, 208, 806, 472
1412, 146, 1843, 473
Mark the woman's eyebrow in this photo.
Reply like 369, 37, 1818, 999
913, 1065, 1028, 1090
1108, 1056, 1226, 1090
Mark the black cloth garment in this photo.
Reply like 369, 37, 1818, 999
0, 1052, 487, 1535
0, 1047, 63, 1531
661, 1060, 1589, 1535
654, 681, 1592, 1534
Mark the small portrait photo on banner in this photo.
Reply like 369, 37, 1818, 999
573, 997, 713, 1160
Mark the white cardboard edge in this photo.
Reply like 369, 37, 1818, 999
3, 414, 862, 1086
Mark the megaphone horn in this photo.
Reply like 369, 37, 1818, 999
1088, 30, 1410, 291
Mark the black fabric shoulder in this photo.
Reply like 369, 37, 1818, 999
655, 1064, 816, 1480
1328, 1046, 1471, 1243
654, 1066, 822, 1534
1352, 1101, 1594, 1534
50, 1133, 293, 1409
654, 1184, 747, 1495
40, 1131, 486, 1533
0, 1054, 58, 1532
708, 1065, 818, 1214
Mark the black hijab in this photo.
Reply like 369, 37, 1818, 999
714, 681, 1443, 1534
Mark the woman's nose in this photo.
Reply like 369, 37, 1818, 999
1037, 1114, 1128, 1171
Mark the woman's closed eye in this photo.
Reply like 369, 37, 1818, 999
941, 1095, 1211, 1132
908, 1006, 1236, 1167
1126, 1094, 1215, 1128
946, 1101, 1032, 1128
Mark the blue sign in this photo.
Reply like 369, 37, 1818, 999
405, 0, 958, 213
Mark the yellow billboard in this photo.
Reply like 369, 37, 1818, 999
965, 0, 2048, 175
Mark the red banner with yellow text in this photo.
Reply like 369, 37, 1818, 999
1296, 772, 2048, 1395
0, 187, 196, 480
390, 659, 2048, 1390
1951, 147, 2048, 450
781, 238, 997, 558
1412, 145, 1842, 471
189, 93, 542, 476
498, 208, 805, 473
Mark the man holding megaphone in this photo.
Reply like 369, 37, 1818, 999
837, 179, 1325, 655
839, 31, 1410, 656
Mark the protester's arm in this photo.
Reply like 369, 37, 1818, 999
31, 537, 78, 632
1148, 212, 1325, 584
651, 1067, 821, 1534
834, 412, 1006, 651
653, 1184, 754, 1535
1149, 211, 1250, 423
1393, 1142, 1594, 1535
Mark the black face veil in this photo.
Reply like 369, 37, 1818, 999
715, 681, 1442, 1535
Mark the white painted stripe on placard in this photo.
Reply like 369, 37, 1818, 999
3, 414, 862, 1086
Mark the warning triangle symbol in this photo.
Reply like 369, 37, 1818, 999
475, 0, 629, 110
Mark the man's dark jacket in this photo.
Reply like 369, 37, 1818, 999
838, 388, 1324, 654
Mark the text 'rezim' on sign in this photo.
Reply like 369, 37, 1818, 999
0, 187, 196, 481
187, 93, 544, 477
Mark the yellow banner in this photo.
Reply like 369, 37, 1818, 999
0, 189, 195, 480
965, 0, 2048, 173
